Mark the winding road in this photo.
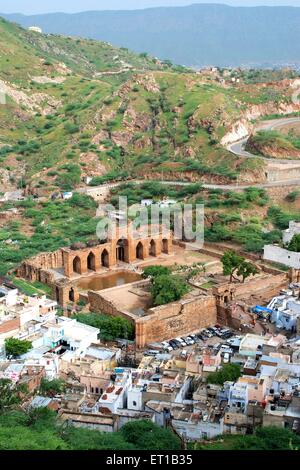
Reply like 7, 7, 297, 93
79, 116, 300, 198
228, 116, 300, 165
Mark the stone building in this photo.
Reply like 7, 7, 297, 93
16, 224, 173, 306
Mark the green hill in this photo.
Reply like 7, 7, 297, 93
0, 17, 296, 196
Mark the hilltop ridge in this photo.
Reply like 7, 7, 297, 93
3, 4, 300, 68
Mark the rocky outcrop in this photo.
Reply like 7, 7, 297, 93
221, 119, 252, 146
31, 75, 66, 84
222, 80, 300, 146
0, 79, 61, 115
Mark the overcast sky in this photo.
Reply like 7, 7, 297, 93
1, 1, 300, 15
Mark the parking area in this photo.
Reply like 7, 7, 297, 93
145, 326, 242, 361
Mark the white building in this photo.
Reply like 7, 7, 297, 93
41, 317, 99, 356
0, 286, 57, 342
283, 221, 300, 245
97, 368, 132, 413
264, 245, 300, 269
127, 383, 145, 411
28, 26, 42, 34
267, 294, 300, 331
264, 220, 300, 268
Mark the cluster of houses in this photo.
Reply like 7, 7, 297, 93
1, 277, 300, 442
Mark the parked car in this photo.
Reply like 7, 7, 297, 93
203, 329, 213, 338
220, 345, 233, 353
169, 340, 179, 349
189, 334, 199, 343
144, 350, 159, 356
176, 337, 187, 347
184, 336, 195, 346
207, 327, 216, 335
197, 331, 208, 341
162, 341, 173, 350
223, 352, 231, 364
220, 328, 233, 338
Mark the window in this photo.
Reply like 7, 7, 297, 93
133, 401, 137, 407
91, 387, 94, 393
95, 387, 99, 394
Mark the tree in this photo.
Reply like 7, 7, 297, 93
143, 265, 189, 306
0, 379, 28, 414
221, 250, 258, 283
237, 260, 259, 283
142, 265, 171, 280
5, 338, 32, 358
39, 378, 66, 397
120, 420, 181, 450
192, 426, 300, 450
151, 274, 189, 306
73, 313, 135, 342
207, 363, 241, 386
288, 234, 300, 252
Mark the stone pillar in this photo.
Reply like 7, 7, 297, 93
81, 253, 88, 275
94, 248, 101, 271
110, 243, 117, 267
63, 251, 72, 278
155, 240, 162, 257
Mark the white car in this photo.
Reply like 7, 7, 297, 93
223, 352, 230, 364
189, 334, 198, 342
184, 336, 195, 346
176, 337, 187, 347
203, 330, 213, 338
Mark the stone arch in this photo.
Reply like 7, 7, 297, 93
116, 238, 129, 263
162, 238, 169, 254
136, 241, 144, 260
69, 288, 75, 302
149, 239, 156, 257
87, 251, 96, 271
73, 256, 82, 275
101, 249, 109, 268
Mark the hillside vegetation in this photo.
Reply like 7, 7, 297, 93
0, 17, 297, 197
246, 130, 300, 159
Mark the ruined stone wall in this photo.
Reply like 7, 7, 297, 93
215, 272, 288, 326
136, 296, 217, 348
16, 250, 63, 282
88, 287, 216, 348
88, 290, 137, 323
232, 273, 287, 300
